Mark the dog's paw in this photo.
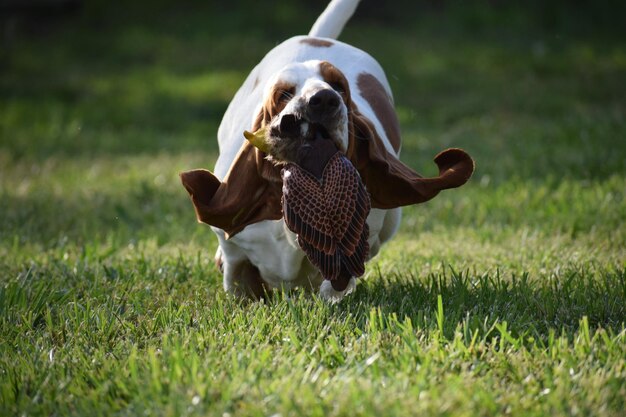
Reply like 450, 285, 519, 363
319, 278, 356, 303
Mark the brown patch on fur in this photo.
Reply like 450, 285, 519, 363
249, 82, 298, 184
300, 38, 334, 48
179, 82, 295, 238
180, 142, 283, 238
253, 77, 260, 89
346, 102, 474, 210
357, 72, 402, 154
318, 61, 351, 105
268, 82, 296, 117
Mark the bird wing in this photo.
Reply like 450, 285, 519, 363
282, 153, 370, 281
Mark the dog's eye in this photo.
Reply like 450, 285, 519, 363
277, 88, 295, 103
328, 82, 345, 94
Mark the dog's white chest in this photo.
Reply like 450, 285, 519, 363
221, 220, 319, 289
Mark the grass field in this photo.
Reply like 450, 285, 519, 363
1, 1, 625, 416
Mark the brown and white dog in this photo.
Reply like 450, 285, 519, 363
181, 0, 474, 301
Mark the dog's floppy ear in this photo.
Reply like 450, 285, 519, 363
348, 110, 474, 210
180, 111, 283, 238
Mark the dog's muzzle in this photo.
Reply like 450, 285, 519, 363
270, 88, 344, 144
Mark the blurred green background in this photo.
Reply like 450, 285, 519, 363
1, 0, 625, 259
2, 0, 625, 160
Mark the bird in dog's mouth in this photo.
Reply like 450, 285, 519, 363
244, 123, 370, 292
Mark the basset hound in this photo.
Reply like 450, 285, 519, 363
180, 0, 474, 301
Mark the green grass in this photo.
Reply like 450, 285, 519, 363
1, 1, 625, 416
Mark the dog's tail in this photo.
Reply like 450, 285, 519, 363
308, 0, 361, 39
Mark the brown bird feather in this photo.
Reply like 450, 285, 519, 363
281, 151, 370, 291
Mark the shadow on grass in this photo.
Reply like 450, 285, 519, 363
342, 266, 626, 338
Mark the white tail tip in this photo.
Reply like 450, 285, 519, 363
309, 0, 361, 39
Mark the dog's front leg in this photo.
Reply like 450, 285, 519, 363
222, 258, 268, 299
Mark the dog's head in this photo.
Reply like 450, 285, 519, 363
256, 61, 351, 165
181, 59, 474, 238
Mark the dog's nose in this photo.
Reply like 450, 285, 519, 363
278, 114, 300, 137
307, 89, 340, 121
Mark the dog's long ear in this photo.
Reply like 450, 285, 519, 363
348, 109, 474, 210
180, 111, 283, 238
